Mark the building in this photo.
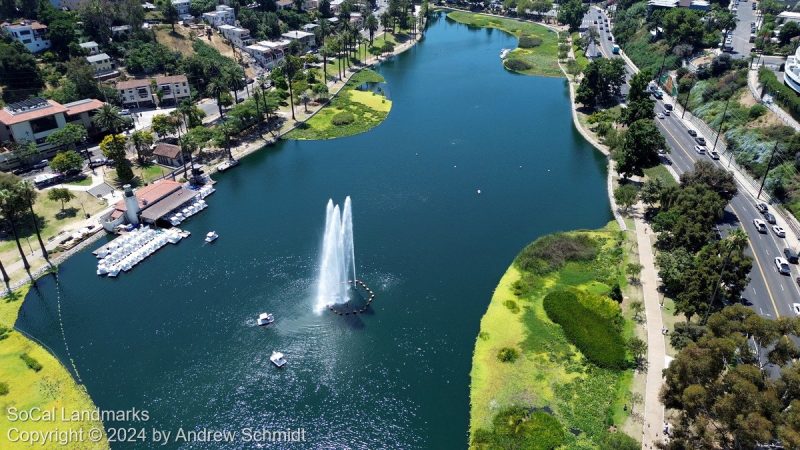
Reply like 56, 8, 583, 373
0, 98, 105, 170
103, 181, 199, 229
2, 21, 51, 53
152, 143, 184, 167
303, 0, 318, 9
302, 23, 319, 33
778, 12, 800, 25
244, 41, 286, 69
330, 0, 345, 13
110, 25, 132, 36
276, 0, 294, 10
116, 75, 191, 107
203, 5, 235, 27
86, 53, 114, 76
350, 12, 363, 28
79, 41, 100, 55
784, 45, 800, 94
172, 0, 191, 15
647, 0, 710, 11
282, 30, 315, 48
219, 24, 252, 48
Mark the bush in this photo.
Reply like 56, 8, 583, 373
331, 111, 355, 126
519, 35, 543, 48
20, 353, 42, 372
515, 233, 598, 275
504, 299, 520, 313
601, 431, 640, 450
749, 104, 767, 120
0, 382, 7, 396
0, 325, 9, 340
760, 68, 800, 122
609, 283, 623, 302
472, 407, 567, 449
543, 290, 628, 369
504, 58, 532, 72
497, 347, 519, 362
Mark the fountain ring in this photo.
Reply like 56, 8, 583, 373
327, 279, 376, 316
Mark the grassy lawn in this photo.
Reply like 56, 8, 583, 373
137, 164, 167, 184
321, 32, 398, 81
470, 223, 638, 448
644, 165, 679, 187
65, 177, 92, 187
446, 11, 562, 78
0, 285, 108, 449
571, 32, 589, 72
286, 69, 392, 140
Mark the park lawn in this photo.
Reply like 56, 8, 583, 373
0, 285, 108, 449
470, 223, 636, 448
571, 32, 589, 72
137, 164, 167, 184
286, 69, 392, 140
322, 32, 397, 81
644, 165, 679, 187
65, 177, 92, 187
447, 11, 562, 78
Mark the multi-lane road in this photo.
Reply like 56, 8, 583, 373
590, 7, 800, 320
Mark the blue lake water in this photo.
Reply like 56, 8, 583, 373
17, 13, 611, 449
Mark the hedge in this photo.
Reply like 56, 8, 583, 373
543, 290, 628, 369
515, 233, 598, 275
331, 111, 355, 126
759, 68, 800, 122
0, 381, 7, 396
519, 35, 543, 48
472, 407, 567, 449
20, 353, 42, 372
504, 58, 532, 72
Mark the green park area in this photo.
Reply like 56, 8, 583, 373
469, 224, 641, 449
287, 69, 392, 140
446, 11, 561, 78
0, 284, 108, 449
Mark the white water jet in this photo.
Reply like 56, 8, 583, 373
315, 196, 356, 313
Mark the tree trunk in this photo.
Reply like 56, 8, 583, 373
26, 200, 48, 263
8, 217, 29, 270
288, 79, 296, 120
0, 257, 9, 287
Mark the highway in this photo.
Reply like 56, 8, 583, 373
589, 7, 800, 320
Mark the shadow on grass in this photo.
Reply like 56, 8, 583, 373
54, 207, 80, 220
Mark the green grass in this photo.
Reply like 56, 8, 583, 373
643, 165, 678, 187
137, 163, 167, 184
447, 11, 562, 78
65, 177, 92, 187
571, 32, 589, 72
0, 285, 108, 448
469, 223, 637, 448
286, 69, 392, 140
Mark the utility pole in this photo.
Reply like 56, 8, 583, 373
681, 79, 696, 119
757, 142, 779, 200
711, 95, 731, 153
657, 51, 668, 84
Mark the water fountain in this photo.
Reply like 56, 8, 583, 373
315, 197, 357, 313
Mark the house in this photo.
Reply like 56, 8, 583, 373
245, 42, 286, 69
2, 21, 50, 53
172, 0, 191, 15
350, 12, 363, 28
647, 0, 710, 11
282, 30, 315, 48
203, 5, 235, 27
110, 25, 132, 36
86, 53, 114, 76
0, 98, 105, 170
219, 24, 252, 48
103, 181, 199, 230
154, 75, 191, 105
276, 0, 294, 10
79, 41, 100, 55
778, 12, 800, 25
116, 75, 191, 107
784, 45, 800, 93
152, 143, 184, 167
116, 79, 154, 107
330, 0, 345, 13
302, 23, 319, 33
303, 0, 318, 9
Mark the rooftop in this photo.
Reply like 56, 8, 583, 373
153, 143, 182, 159
0, 98, 68, 125
117, 78, 151, 90
3, 20, 47, 30
156, 74, 188, 85
64, 98, 104, 116
282, 30, 314, 39
111, 180, 184, 220
86, 52, 111, 63
79, 41, 99, 48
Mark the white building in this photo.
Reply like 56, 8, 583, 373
330, 0, 345, 13
784, 45, 800, 93
2, 21, 51, 53
276, 0, 294, 10
172, 0, 191, 15
245, 41, 287, 69
778, 12, 800, 25
79, 41, 99, 55
282, 30, 315, 48
203, 5, 235, 27
86, 53, 114, 76
646, 0, 710, 11
116, 75, 191, 107
219, 24, 252, 48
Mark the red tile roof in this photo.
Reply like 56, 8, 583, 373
153, 143, 182, 159
111, 180, 183, 219
116, 79, 152, 90
0, 100, 68, 126
64, 99, 104, 116
155, 75, 188, 85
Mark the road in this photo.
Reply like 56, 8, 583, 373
729, 0, 756, 59
592, 7, 799, 320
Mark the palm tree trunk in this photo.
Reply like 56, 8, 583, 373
0, 257, 9, 287
8, 217, 29, 270
288, 81, 296, 120
26, 199, 48, 263
216, 94, 225, 119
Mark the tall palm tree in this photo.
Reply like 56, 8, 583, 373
93, 104, 126, 134
130, 130, 154, 163
299, 91, 311, 113
319, 19, 330, 79
0, 256, 9, 289
284, 56, 300, 120
17, 181, 48, 264
0, 189, 30, 272
219, 120, 236, 160
207, 80, 228, 119
178, 99, 205, 129
366, 13, 379, 45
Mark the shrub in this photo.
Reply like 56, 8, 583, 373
0, 325, 9, 340
497, 347, 520, 362
504, 58, 532, 72
609, 283, 623, 302
543, 290, 628, 369
331, 111, 355, 126
760, 68, 800, 122
749, 104, 767, 120
504, 299, 520, 313
519, 35, 543, 48
515, 233, 598, 275
601, 431, 640, 450
0, 382, 7, 396
20, 353, 42, 372
472, 407, 567, 449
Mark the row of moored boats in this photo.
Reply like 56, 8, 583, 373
96, 227, 189, 277
169, 199, 208, 227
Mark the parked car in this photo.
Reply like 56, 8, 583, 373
773, 225, 787, 237
754, 218, 768, 233
776, 257, 791, 275
120, 109, 131, 116
756, 202, 769, 214
657, 112, 665, 119
658, 148, 667, 155
784, 247, 798, 263
695, 136, 706, 145
32, 159, 48, 170
89, 158, 108, 169
663, 109, 671, 116
694, 145, 707, 154
793, 301, 800, 314
653, 91, 663, 100
709, 150, 720, 159
688, 129, 697, 136
664, 103, 673, 111
765, 212, 777, 224
607, 35, 612, 41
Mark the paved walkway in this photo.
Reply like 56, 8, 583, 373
633, 207, 667, 449
747, 68, 800, 131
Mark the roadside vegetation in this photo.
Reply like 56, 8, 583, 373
0, 284, 108, 449
446, 11, 562, 77
470, 224, 640, 449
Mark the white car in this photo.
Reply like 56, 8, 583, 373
709, 150, 720, 160
753, 218, 767, 233
657, 112, 665, 119
775, 257, 791, 275
694, 145, 707, 154
773, 225, 786, 237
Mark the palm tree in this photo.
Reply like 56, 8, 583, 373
93, 104, 126, 134
0, 189, 30, 272
366, 13, 379, 46
328, 38, 342, 81
17, 181, 48, 264
0, 256, 9, 289
319, 19, 330, 79
207, 80, 228, 119
130, 130, 154, 163
380, 11, 391, 34
178, 99, 205, 129
284, 56, 301, 120
219, 120, 236, 160
299, 91, 311, 113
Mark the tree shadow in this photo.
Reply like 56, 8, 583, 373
54, 207, 80, 220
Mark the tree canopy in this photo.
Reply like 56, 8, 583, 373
615, 119, 665, 179
576, 58, 627, 108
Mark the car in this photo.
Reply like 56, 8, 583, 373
765, 212, 777, 224
776, 257, 791, 275
756, 202, 769, 213
784, 247, 799, 263
664, 103, 673, 111
709, 149, 720, 160
88, 158, 108, 169
607, 35, 612, 41
658, 148, 667, 155
653, 91, 663, 99
663, 109, 671, 116
773, 225, 787, 237
657, 112, 665, 119
695, 136, 706, 145
694, 145, 707, 154
64, 168, 81, 177
120, 109, 131, 116
594, 20, 597, 24
688, 129, 697, 136
793, 301, 800, 314
754, 218, 768, 233
32, 159, 48, 170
